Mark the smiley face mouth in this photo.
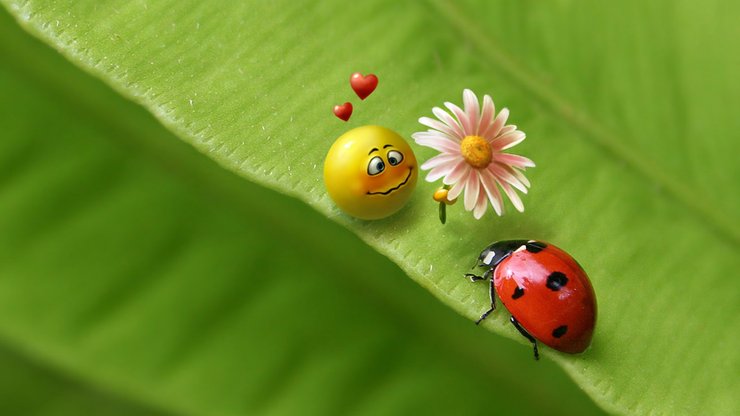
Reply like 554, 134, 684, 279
366, 167, 413, 196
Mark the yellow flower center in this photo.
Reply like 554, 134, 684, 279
460, 135, 492, 169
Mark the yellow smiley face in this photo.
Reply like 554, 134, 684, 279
324, 125, 418, 220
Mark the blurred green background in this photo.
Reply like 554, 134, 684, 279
1, 1, 738, 415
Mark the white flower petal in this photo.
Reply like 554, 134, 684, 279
499, 180, 525, 212
478, 95, 495, 138
425, 160, 459, 182
443, 161, 470, 186
494, 153, 536, 168
491, 131, 526, 150
418, 117, 461, 141
473, 180, 488, 219
483, 108, 509, 140
480, 169, 504, 216
498, 125, 517, 136
414, 129, 462, 146
463, 89, 480, 135
413, 134, 461, 154
421, 153, 462, 170
411, 131, 442, 140
428, 129, 466, 144
507, 166, 531, 188
432, 107, 465, 139
463, 171, 480, 211
447, 172, 468, 200
490, 163, 528, 194
444, 101, 474, 137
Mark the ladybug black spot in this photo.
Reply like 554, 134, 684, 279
512, 286, 525, 299
525, 241, 547, 253
546, 272, 568, 291
552, 325, 568, 338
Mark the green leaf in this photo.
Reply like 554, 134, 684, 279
0, 7, 602, 416
0, 344, 168, 416
3, 0, 739, 415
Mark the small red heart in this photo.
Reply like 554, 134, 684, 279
350, 72, 378, 100
333, 102, 353, 121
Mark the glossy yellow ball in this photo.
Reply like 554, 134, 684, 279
324, 125, 418, 220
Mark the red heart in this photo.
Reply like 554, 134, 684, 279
333, 102, 353, 121
350, 72, 378, 100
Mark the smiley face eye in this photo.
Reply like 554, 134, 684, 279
367, 156, 385, 176
387, 150, 404, 166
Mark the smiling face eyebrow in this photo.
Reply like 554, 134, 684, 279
383, 144, 393, 148
368, 148, 379, 155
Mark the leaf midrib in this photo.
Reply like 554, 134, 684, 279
428, 0, 740, 246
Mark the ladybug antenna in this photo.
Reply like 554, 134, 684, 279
470, 257, 481, 270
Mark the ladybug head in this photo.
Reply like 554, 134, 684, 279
478, 240, 529, 268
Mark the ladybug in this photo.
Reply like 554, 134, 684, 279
466, 240, 597, 359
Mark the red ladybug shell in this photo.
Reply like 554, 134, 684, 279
493, 243, 597, 353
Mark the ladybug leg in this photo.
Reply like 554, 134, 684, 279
464, 267, 492, 282
510, 316, 539, 360
474, 276, 496, 325
464, 273, 484, 282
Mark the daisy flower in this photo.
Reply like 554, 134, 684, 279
412, 89, 535, 219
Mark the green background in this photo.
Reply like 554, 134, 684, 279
1, 1, 738, 415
